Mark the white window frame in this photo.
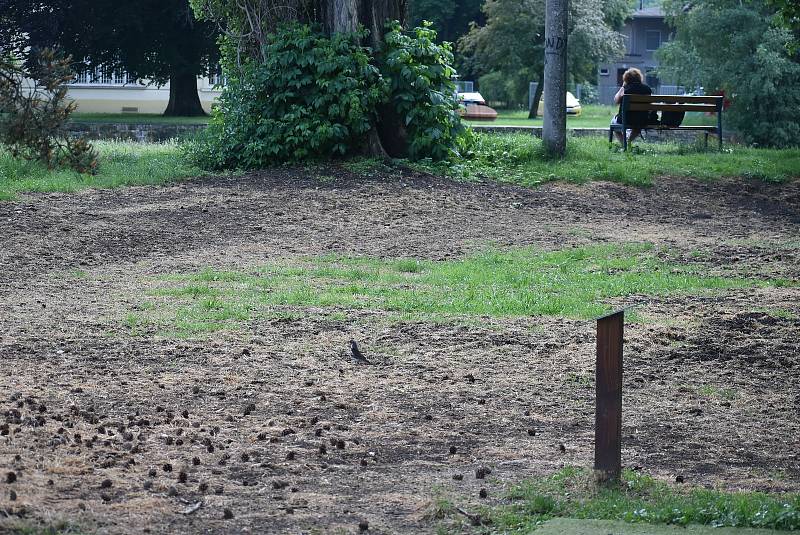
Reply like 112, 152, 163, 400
207, 65, 225, 88
69, 64, 137, 87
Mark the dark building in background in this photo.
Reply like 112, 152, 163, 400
597, 4, 682, 104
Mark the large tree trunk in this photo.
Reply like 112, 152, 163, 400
322, 0, 408, 158
528, 71, 545, 119
163, 72, 206, 117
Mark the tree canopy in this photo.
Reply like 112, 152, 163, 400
2, 0, 220, 116
458, 0, 631, 107
408, 0, 484, 44
658, 0, 800, 147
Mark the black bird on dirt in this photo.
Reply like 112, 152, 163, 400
349, 340, 371, 365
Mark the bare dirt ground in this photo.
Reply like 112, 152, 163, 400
1, 167, 799, 534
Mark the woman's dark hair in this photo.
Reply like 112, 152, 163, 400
622, 68, 643, 85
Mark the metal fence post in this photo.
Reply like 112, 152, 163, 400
595, 309, 624, 482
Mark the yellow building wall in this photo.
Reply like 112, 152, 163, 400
66, 78, 221, 114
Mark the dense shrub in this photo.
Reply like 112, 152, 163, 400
185, 22, 472, 169
379, 21, 473, 160
186, 24, 383, 169
0, 49, 97, 173
658, 0, 800, 148
576, 83, 599, 105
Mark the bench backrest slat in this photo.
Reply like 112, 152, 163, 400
627, 102, 718, 112
625, 94, 722, 105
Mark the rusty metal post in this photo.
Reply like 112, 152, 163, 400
595, 309, 624, 482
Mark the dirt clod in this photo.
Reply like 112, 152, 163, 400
6, 471, 16, 483
100, 479, 112, 489
223, 508, 234, 519
358, 520, 369, 531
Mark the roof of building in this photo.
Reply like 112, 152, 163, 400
632, 6, 664, 18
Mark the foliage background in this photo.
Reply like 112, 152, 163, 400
459, 0, 630, 108
658, 0, 800, 147
186, 21, 472, 168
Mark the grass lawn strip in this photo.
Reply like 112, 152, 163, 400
0, 141, 206, 200
2, 137, 797, 201
461, 467, 800, 533
70, 113, 210, 125
464, 105, 720, 129
414, 134, 800, 187
127, 244, 791, 336
533, 518, 788, 534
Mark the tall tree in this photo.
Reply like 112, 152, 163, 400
3, 0, 220, 116
191, 0, 409, 154
408, 0, 484, 44
459, 0, 630, 110
658, 0, 800, 147
191, 0, 406, 55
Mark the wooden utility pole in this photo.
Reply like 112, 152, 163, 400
542, 0, 568, 157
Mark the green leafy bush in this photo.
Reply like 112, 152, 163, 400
185, 22, 473, 169
186, 24, 383, 169
0, 49, 97, 173
379, 21, 473, 160
577, 82, 599, 105
658, 0, 800, 148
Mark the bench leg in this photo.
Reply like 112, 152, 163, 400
609, 128, 613, 144
704, 132, 708, 150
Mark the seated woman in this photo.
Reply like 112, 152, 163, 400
611, 68, 652, 146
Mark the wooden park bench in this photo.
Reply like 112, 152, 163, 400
609, 94, 724, 151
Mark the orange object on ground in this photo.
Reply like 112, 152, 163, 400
460, 104, 498, 121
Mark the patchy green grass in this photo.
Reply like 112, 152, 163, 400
127, 244, 788, 336
465, 105, 718, 129
756, 308, 799, 320
0, 141, 206, 200
70, 113, 209, 125
415, 134, 800, 187
476, 467, 800, 533
697, 384, 738, 400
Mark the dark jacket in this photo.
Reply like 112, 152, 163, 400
619, 82, 652, 127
